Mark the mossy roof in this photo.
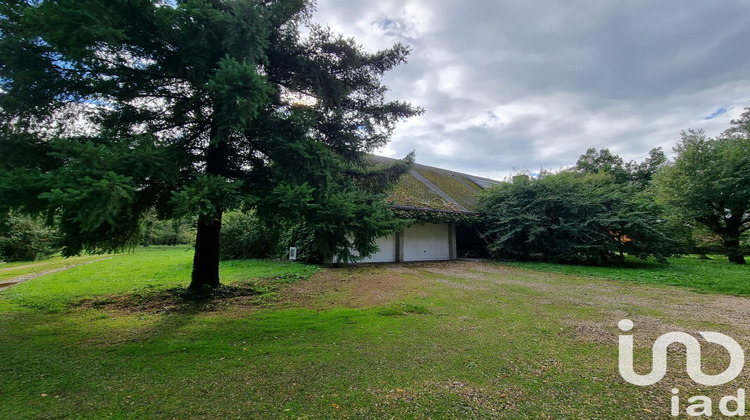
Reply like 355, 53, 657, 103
369, 155, 502, 213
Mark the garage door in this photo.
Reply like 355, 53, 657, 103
358, 234, 397, 263
403, 223, 450, 261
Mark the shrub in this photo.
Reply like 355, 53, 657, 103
478, 172, 672, 264
220, 211, 279, 260
0, 212, 60, 262
142, 218, 196, 246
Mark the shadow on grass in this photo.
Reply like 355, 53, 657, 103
72, 283, 276, 314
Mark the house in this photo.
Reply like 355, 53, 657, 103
355, 156, 501, 263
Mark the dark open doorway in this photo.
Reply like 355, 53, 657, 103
456, 224, 489, 258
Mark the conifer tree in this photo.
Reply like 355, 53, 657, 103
0, 0, 420, 289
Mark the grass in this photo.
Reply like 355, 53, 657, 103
0, 254, 109, 282
0, 246, 317, 312
2, 248, 750, 418
501, 255, 750, 296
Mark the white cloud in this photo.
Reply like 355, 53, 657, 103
313, 0, 750, 179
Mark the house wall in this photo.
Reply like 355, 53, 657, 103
357, 234, 397, 263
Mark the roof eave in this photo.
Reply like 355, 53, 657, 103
390, 204, 479, 216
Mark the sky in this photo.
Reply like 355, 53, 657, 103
312, 0, 750, 180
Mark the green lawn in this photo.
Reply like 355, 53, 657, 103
2, 248, 749, 418
0, 254, 109, 283
0, 246, 317, 312
502, 255, 750, 296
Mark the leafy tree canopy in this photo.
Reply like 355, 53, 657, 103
655, 108, 750, 264
479, 171, 672, 264
0, 0, 420, 289
575, 147, 667, 188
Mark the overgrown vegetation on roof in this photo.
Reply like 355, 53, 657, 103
415, 168, 483, 211
370, 156, 499, 214
391, 207, 481, 225
387, 172, 461, 212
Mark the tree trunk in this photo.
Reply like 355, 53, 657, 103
722, 215, 747, 265
143, 220, 152, 247
189, 124, 229, 290
725, 239, 746, 264
723, 235, 746, 265
190, 212, 223, 290
728, 254, 747, 264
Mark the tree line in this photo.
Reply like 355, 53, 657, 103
0, 211, 195, 262
479, 109, 750, 265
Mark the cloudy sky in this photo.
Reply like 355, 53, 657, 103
313, 0, 750, 180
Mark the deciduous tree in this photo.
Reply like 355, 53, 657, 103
575, 147, 667, 188
656, 111, 750, 264
479, 171, 671, 264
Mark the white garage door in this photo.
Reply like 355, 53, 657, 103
403, 223, 450, 261
358, 234, 397, 263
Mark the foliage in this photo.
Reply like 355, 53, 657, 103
655, 110, 750, 264
575, 147, 667, 189
575, 147, 629, 183
658, 209, 737, 257
479, 171, 672, 264
626, 147, 669, 189
219, 211, 278, 260
141, 211, 195, 246
145, 219, 195, 246
0, 134, 171, 256
0, 0, 420, 289
271, 155, 413, 264
0, 212, 60, 262
390, 207, 480, 226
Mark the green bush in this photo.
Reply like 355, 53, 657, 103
220, 211, 280, 260
142, 218, 195, 246
479, 172, 672, 264
0, 212, 60, 262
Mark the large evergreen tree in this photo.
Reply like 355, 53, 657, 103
0, 0, 420, 289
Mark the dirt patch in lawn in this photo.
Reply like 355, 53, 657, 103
280, 264, 431, 309
424, 260, 750, 343
376, 379, 519, 417
68, 259, 750, 342
304, 260, 750, 347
